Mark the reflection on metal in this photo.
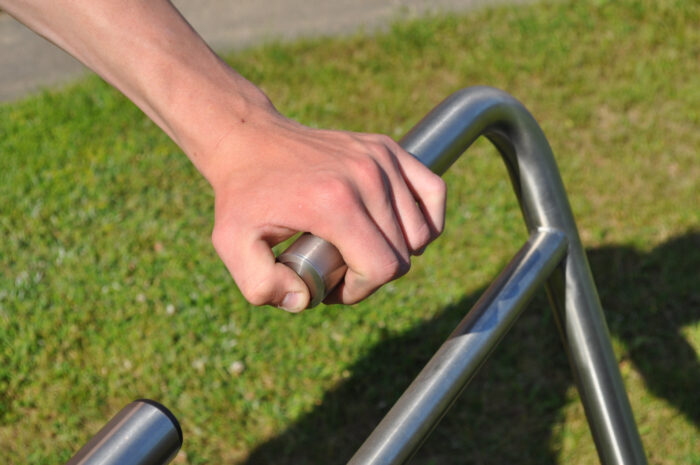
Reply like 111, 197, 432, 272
281, 86, 647, 464
348, 229, 568, 465
65, 400, 182, 465
278, 232, 346, 308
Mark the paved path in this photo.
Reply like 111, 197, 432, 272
0, 0, 521, 102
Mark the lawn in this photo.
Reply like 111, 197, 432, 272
1, 0, 698, 463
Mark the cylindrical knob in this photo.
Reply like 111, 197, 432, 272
65, 399, 182, 465
278, 233, 347, 308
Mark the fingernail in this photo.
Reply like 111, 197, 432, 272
280, 292, 304, 313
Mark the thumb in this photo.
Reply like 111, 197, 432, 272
213, 231, 310, 312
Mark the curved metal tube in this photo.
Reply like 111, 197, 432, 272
280, 86, 646, 464
397, 87, 646, 465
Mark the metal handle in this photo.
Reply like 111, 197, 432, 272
65, 399, 182, 465
277, 233, 347, 308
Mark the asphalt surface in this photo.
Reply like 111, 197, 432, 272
0, 0, 527, 102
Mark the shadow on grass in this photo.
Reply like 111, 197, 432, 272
243, 232, 700, 464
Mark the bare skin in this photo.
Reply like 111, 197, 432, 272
1, 0, 446, 312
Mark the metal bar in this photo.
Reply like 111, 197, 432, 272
396, 87, 647, 464
65, 400, 182, 465
347, 229, 568, 465
280, 86, 646, 464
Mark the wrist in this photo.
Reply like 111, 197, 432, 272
153, 58, 276, 177
121, 31, 281, 187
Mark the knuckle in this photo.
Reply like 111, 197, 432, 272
424, 175, 447, 236
434, 220, 446, 236
242, 279, 274, 307
375, 256, 411, 282
212, 222, 245, 255
353, 157, 388, 195
353, 156, 382, 180
432, 214, 446, 236
379, 134, 394, 144
371, 140, 396, 164
366, 133, 393, 147
316, 176, 356, 207
379, 134, 403, 155
429, 175, 447, 199
412, 222, 432, 250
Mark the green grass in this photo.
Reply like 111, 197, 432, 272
1, 0, 699, 463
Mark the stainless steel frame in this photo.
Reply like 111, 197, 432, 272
280, 86, 647, 464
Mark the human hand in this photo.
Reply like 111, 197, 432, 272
206, 107, 446, 312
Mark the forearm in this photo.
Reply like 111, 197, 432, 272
1, 0, 269, 183
4, 0, 447, 310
